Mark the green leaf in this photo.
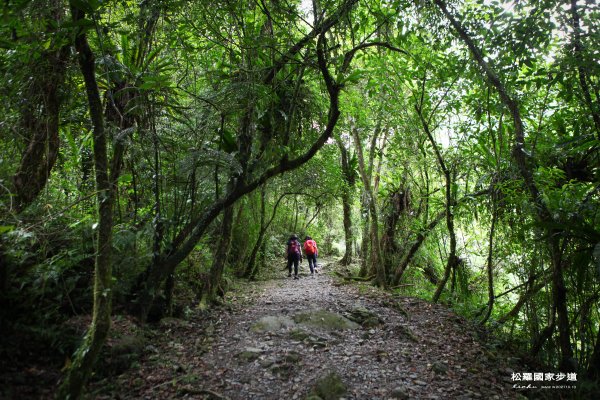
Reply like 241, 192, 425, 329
61, 18, 95, 30
343, 69, 365, 84
70, 0, 102, 14
219, 129, 237, 153
0, 225, 15, 235
118, 173, 133, 183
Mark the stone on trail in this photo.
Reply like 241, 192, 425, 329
250, 315, 296, 332
390, 386, 410, 399
307, 371, 348, 400
259, 357, 277, 368
159, 317, 192, 329
107, 334, 145, 374
293, 309, 360, 331
395, 324, 419, 342
432, 361, 449, 375
284, 351, 302, 364
270, 362, 295, 379
237, 347, 263, 362
289, 328, 311, 341
345, 306, 384, 328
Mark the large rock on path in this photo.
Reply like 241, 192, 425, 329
250, 309, 360, 334
293, 309, 360, 331
306, 371, 348, 400
250, 315, 296, 332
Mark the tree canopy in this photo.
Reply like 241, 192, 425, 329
1, 0, 599, 397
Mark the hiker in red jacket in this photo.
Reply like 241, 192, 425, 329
303, 236, 318, 276
286, 234, 303, 279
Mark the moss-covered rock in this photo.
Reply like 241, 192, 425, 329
396, 325, 419, 342
390, 386, 409, 399
289, 328, 311, 341
432, 361, 448, 375
250, 316, 296, 332
307, 372, 347, 400
159, 317, 192, 329
107, 334, 145, 375
237, 347, 263, 362
345, 307, 384, 328
270, 362, 294, 379
284, 351, 301, 364
293, 310, 359, 331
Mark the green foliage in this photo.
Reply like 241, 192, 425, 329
0, 214, 97, 364
1, 0, 600, 386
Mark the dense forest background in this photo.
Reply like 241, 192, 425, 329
1, 0, 599, 397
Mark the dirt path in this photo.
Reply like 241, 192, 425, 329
89, 262, 521, 399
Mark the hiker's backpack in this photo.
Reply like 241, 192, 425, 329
304, 240, 316, 255
288, 240, 300, 256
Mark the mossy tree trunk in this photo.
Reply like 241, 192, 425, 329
392, 210, 445, 286
337, 139, 356, 266
57, 3, 124, 398
352, 126, 386, 288
413, 98, 458, 303
480, 204, 498, 324
199, 201, 235, 308
358, 195, 370, 277
587, 324, 600, 381
245, 190, 288, 279
12, 0, 69, 212
244, 186, 267, 278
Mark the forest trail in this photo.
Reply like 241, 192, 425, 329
88, 261, 521, 399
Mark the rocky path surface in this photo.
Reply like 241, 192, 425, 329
89, 262, 521, 399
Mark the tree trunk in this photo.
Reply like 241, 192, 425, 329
382, 185, 411, 279
245, 186, 267, 278
392, 210, 445, 285
550, 236, 576, 371
0, 238, 8, 303
293, 196, 299, 233
199, 202, 235, 309
587, 323, 600, 381
164, 273, 174, 317
352, 127, 386, 288
530, 321, 556, 358
359, 198, 370, 277
480, 205, 497, 324
337, 140, 355, 265
497, 274, 549, 325
414, 102, 457, 303
569, 0, 600, 138
245, 191, 288, 279
152, 123, 167, 313
340, 189, 354, 265
57, 4, 119, 398
12, 1, 69, 212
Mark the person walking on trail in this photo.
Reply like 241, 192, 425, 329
303, 236, 318, 276
286, 234, 303, 279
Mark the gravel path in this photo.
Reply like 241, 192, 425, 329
89, 262, 521, 399
162, 267, 517, 399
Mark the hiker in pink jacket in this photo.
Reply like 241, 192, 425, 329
286, 234, 303, 279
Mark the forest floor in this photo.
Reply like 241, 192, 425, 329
1, 258, 534, 400
81, 258, 526, 400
